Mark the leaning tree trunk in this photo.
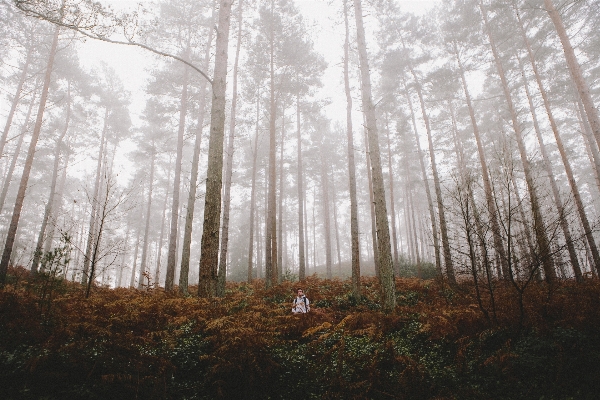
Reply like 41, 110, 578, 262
516, 5, 596, 278
516, 51, 583, 281
217, 0, 243, 297
408, 67, 456, 285
353, 0, 395, 311
0, 90, 36, 214
179, 3, 217, 295
480, 2, 555, 282
0, 25, 59, 285
402, 80, 441, 276
32, 82, 71, 273
543, 0, 600, 149
198, 0, 233, 298
453, 41, 509, 279
364, 126, 379, 277
165, 44, 191, 293
0, 46, 32, 160
343, 0, 360, 297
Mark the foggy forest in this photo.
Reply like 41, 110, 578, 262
1, 0, 600, 398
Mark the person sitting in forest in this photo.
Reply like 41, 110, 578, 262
292, 288, 310, 314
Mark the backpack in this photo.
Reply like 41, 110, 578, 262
294, 295, 309, 311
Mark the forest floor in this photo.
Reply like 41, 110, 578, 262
1, 267, 600, 399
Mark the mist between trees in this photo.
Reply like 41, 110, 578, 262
0, 0, 599, 307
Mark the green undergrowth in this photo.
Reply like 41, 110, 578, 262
1, 268, 600, 399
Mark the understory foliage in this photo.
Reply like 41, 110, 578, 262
1, 268, 600, 399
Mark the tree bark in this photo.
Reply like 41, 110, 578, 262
198, 0, 233, 298
217, 0, 243, 296
248, 93, 260, 282
179, 3, 217, 294
32, 82, 71, 272
0, 25, 59, 285
0, 90, 36, 215
385, 118, 400, 275
296, 95, 306, 281
343, 0, 360, 297
480, 2, 555, 282
138, 148, 155, 289
353, 0, 395, 311
319, 145, 333, 279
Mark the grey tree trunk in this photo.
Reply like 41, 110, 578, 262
544, 0, 600, 149
248, 93, 260, 282
198, 0, 233, 298
343, 0, 360, 297
154, 158, 172, 287
0, 90, 36, 214
138, 148, 155, 289
0, 25, 59, 284
165, 45, 191, 292
82, 109, 108, 284
277, 112, 285, 282
353, 0, 395, 311
385, 120, 400, 275
0, 46, 32, 160
402, 80, 441, 275
364, 126, 379, 276
480, 2, 555, 282
453, 41, 509, 279
296, 95, 306, 281
217, 0, 243, 296
319, 146, 333, 279
179, 3, 217, 294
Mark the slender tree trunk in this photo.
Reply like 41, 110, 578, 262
179, 4, 217, 294
165, 44, 192, 292
296, 95, 307, 281
364, 126, 379, 276
453, 41, 509, 278
248, 94, 260, 283
385, 119, 400, 275
154, 159, 172, 287
409, 183, 421, 271
480, 2, 556, 282
320, 146, 333, 279
32, 82, 71, 272
198, 0, 233, 298
217, 0, 243, 296
353, 0, 395, 311
0, 91, 36, 214
577, 99, 600, 194
0, 25, 59, 284
138, 149, 155, 289
277, 112, 285, 282
0, 46, 32, 160
329, 163, 342, 275
402, 80, 441, 276
515, 51, 583, 280
130, 191, 144, 288
343, 0, 360, 297
543, 0, 600, 148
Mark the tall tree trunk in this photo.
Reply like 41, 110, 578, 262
407, 68, 456, 285
138, 149, 155, 289
515, 50, 583, 280
130, 190, 144, 288
198, 0, 233, 298
32, 82, 71, 272
480, 2, 556, 282
277, 112, 285, 282
320, 146, 333, 279
0, 25, 59, 284
0, 46, 32, 159
343, 0, 360, 297
296, 95, 307, 281
82, 109, 108, 284
353, 0, 395, 311
0, 91, 36, 214
543, 0, 600, 148
248, 93, 260, 283
515, 6, 595, 278
217, 0, 243, 296
165, 45, 191, 292
385, 119, 400, 275
154, 158, 172, 287
364, 126, 379, 277
453, 41, 509, 279
329, 164, 342, 275
179, 3, 217, 294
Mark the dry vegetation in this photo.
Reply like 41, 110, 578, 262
2, 268, 600, 399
